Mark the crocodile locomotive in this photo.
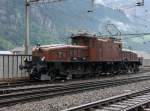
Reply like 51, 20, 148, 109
21, 33, 142, 81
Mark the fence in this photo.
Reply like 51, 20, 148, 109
143, 59, 150, 67
0, 54, 32, 81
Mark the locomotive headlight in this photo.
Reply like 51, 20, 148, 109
36, 43, 41, 50
82, 57, 86, 60
73, 57, 77, 60
41, 57, 46, 61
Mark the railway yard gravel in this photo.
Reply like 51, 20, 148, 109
1, 76, 150, 111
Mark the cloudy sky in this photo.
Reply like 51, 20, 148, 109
94, 0, 150, 18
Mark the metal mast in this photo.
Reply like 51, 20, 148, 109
25, 0, 30, 54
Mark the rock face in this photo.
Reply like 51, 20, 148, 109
0, 0, 149, 52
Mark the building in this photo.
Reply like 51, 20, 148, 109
11, 47, 32, 55
0, 51, 12, 55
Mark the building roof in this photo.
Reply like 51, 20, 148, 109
0, 51, 13, 54
11, 47, 24, 52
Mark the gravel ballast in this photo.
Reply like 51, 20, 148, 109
1, 79, 150, 111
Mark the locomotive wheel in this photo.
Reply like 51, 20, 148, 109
48, 72, 55, 81
66, 74, 73, 80
127, 68, 131, 74
128, 66, 134, 74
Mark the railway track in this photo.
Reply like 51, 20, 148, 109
0, 80, 52, 89
64, 87, 150, 111
0, 74, 150, 107
0, 70, 149, 89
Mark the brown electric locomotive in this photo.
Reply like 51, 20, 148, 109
21, 33, 142, 80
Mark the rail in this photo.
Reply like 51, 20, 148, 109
63, 87, 150, 111
0, 74, 150, 107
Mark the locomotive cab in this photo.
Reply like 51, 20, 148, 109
71, 33, 94, 46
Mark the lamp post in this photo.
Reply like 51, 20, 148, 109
25, 0, 30, 54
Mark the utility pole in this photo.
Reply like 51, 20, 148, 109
25, 0, 30, 54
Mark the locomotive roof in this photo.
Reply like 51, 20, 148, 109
36, 44, 88, 50
39, 44, 66, 48
122, 49, 136, 54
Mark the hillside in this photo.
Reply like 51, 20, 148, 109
0, 0, 149, 52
